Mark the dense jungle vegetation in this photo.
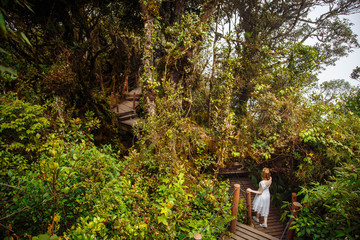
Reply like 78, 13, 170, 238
1, 0, 360, 239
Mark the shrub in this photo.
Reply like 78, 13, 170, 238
292, 163, 360, 239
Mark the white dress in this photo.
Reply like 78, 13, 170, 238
252, 180, 270, 217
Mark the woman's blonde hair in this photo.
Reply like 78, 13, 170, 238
261, 168, 271, 180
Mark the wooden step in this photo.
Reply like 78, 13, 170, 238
112, 101, 139, 114
224, 222, 279, 240
121, 118, 139, 126
125, 96, 141, 101
116, 110, 136, 117
111, 87, 142, 132
119, 113, 138, 121
128, 87, 142, 95
219, 169, 249, 176
221, 175, 285, 239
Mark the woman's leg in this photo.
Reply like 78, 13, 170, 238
252, 212, 260, 222
263, 216, 268, 225
260, 215, 268, 227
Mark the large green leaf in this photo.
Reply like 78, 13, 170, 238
20, 32, 31, 45
0, 12, 7, 36
0, 65, 17, 75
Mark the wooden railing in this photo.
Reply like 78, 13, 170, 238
246, 190, 301, 240
193, 184, 241, 240
110, 75, 137, 111
122, 75, 129, 95
247, 191, 252, 224
286, 193, 301, 240
278, 193, 301, 240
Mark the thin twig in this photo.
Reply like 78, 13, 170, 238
0, 206, 30, 221
0, 222, 15, 233
0, 183, 24, 190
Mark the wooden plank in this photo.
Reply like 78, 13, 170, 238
252, 224, 284, 238
255, 226, 284, 234
121, 118, 139, 126
235, 227, 271, 240
252, 216, 283, 225
128, 87, 142, 94
118, 113, 138, 121
226, 233, 248, 240
236, 223, 279, 240
112, 100, 139, 114
219, 169, 249, 175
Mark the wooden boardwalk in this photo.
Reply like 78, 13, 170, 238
225, 222, 278, 240
220, 173, 285, 240
112, 87, 141, 130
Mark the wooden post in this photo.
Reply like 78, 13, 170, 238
110, 92, 114, 109
122, 75, 129, 95
286, 201, 301, 240
194, 233, 202, 240
115, 93, 119, 112
122, 76, 129, 95
111, 76, 115, 93
291, 193, 297, 206
133, 92, 136, 109
230, 184, 240, 233
126, 76, 129, 94
100, 74, 104, 94
247, 191, 252, 225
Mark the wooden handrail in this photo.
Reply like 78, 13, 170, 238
291, 192, 297, 205
230, 184, 241, 233
286, 192, 300, 240
194, 233, 202, 240
115, 93, 119, 112
110, 91, 114, 108
122, 75, 129, 95
247, 191, 252, 225
133, 92, 136, 110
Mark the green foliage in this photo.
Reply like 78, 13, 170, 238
122, 81, 245, 239
151, 173, 233, 239
0, 0, 32, 75
2, 136, 150, 239
292, 164, 360, 239
0, 93, 49, 176
0, 87, 246, 239
343, 87, 360, 116
43, 60, 78, 97
351, 66, 360, 80
317, 79, 351, 103
237, 85, 305, 164
160, 11, 209, 90
235, 83, 360, 185
1, 0, 360, 239
134, 81, 216, 174
296, 100, 360, 182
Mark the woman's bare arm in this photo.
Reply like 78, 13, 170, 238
247, 185, 263, 195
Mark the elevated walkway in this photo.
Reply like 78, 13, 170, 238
220, 171, 284, 239
225, 222, 278, 240
111, 87, 141, 131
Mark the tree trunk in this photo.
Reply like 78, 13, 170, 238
140, 1, 157, 117
208, 6, 220, 126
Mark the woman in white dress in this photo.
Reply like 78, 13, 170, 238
246, 168, 272, 228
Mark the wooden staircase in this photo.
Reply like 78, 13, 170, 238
219, 170, 285, 240
112, 87, 141, 131
225, 222, 279, 240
